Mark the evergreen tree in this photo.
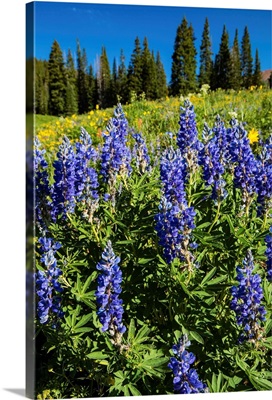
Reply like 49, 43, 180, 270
115, 49, 128, 103
65, 49, 78, 115
252, 49, 262, 87
87, 65, 96, 109
198, 18, 213, 87
48, 40, 66, 116
97, 46, 112, 108
77, 40, 89, 114
141, 37, 157, 99
211, 25, 231, 90
170, 17, 197, 96
229, 29, 242, 90
127, 36, 143, 98
35, 59, 49, 115
241, 26, 253, 88
155, 51, 168, 98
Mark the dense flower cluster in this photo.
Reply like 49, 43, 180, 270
265, 227, 272, 281
95, 241, 126, 343
100, 104, 131, 182
199, 123, 227, 203
75, 127, 99, 220
177, 100, 203, 173
228, 120, 258, 210
36, 237, 64, 325
155, 147, 197, 268
168, 334, 207, 394
51, 136, 77, 221
34, 137, 52, 233
255, 138, 272, 216
230, 250, 266, 343
132, 131, 151, 174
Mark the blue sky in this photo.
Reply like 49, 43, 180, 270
30, 1, 272, 83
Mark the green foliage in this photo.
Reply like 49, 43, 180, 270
48, 40, 66, 116
198, 17, 213, 87
241, 26, 253, 88
170, 17, 197, 96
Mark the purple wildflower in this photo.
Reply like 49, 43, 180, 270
255, 137, 272, 216
168, 334, 207, 394
132, 131, 151, 174
34, 137, 52, 233
230, 250, 266, 343
51, 136, 77, 221
36, 237, 64, 326
155, 147, 197, 269
265, 227, 272, 282
95, 241, 126, 344
75, 127, 99, 221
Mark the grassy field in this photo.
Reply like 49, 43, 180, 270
35, 86, 272, 154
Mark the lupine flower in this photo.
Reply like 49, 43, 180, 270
255, 139, 272, 216
132, 131, 151, 174
228, 120, 258, 212
155, 147, 197, 269
230, 250, 266, 343
199, 123, 227, 203
75, 127, 99, 221
95, 241, 126, 345
177, 100, 203, 174
51, 136, 77, 221
34, 137, 52, 233
168, 334, 207, 394
100, 104, 131, 182
36, 237, 64, 326
265, 227, 272, 281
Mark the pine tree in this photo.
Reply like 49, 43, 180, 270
252, 49, 262, 87
87, 65, 96, 109
241, 26, 253, 88
155, 51, 168, 98
198, 18, 213, 87
116, 49, 128, 103
35, 59, 49, 115
77, 40, 89, 114
211, 25, 231, 90
48, 40, 66, 116
141, 37, 157, 99
170, 17, 197, 96
127, 36, 143, 98
229, 29, 242, 90
65, 49, 78, 115
97, 46, 112, 108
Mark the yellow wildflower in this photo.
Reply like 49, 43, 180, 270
248, 128, 259, 144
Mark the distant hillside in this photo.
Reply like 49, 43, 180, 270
261, 69, 272, 83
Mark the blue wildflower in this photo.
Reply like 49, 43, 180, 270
265, 227, 272, 282
51, 136, 77, 221
34, 137, 52, 233
75, 127, 99, 221
168, 334, 207, 394
255, 138, 272, 216
177, 100, 203, 174
199, 123, 227, 204
132, 131, 151, 174
95, 241, 126, 344
155, 147, 197, 268
36, 237, 64, 326
228, 120, 258, 212
230, 250, 266, 343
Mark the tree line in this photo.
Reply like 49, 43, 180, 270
34, 17, 265, 116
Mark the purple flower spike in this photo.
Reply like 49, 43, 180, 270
230, 250, 266, 343
95, 241, 126, 344
168, 334, 207, 394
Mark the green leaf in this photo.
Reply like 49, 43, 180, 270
86, 351, 108, 360
200, 267, 217, 286
189, 330, 204, 345
206, 275, 228, 285
128, 319, 136, 342
74, 313, 93, 329
248, 373, 272, 390
128, 384, 141, 396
